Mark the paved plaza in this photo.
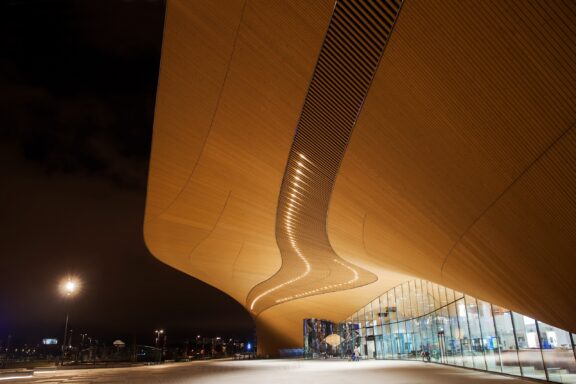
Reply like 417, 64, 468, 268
2, 359, 535, 383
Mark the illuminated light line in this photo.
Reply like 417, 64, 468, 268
298, 153, 318, 169
274, 258, 359, 304
249, 0, 400, 310
286, 199, 304, 208
0, 376, 34, 381
289, 193, 303, 201
292, 177, 310, 187
294, 170, 313, 180
289, 188, 305, 196
250, 151, 356, 311
249, 247, 311, 310
296, 163, 315, 175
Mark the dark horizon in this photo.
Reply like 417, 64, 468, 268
0, 0, 254, 347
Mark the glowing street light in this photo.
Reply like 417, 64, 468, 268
154, 329, 165, 363
58, 276, 81, 365
59, 277, 80, 297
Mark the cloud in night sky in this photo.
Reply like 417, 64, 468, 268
0, 0, 254, 345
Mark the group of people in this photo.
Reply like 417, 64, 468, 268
347, 346, 361, 361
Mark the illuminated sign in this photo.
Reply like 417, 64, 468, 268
42, 338, 58, 345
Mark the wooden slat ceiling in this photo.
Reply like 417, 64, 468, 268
247, 0, 405, 314
145, 0, 576, 353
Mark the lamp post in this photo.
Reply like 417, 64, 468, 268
59, 277, 80, 366
154, 330, 164, 363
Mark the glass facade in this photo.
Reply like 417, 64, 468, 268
304, 279, 576, 382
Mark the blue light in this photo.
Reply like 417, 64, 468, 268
247, 343, 252, 351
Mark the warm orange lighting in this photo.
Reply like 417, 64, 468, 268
59, 276, 81, 297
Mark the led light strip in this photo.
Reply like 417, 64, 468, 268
275, 259, 359, 303
250, 154, 313, 310
246, 0, 405, 313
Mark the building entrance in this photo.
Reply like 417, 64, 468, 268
366, 339, 375, 359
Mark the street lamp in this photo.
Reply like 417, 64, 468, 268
58, 276, 80, 365
154, 329, 164, 347
154, 330, 164, 363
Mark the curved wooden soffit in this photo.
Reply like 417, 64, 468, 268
247, 0, 406, 314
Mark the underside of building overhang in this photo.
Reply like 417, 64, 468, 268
144, 0, 576, 354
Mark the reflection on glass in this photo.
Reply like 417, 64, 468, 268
305, 279, 576, 384
438, 306, 452, 365
448, 302, 463, 366
537, 321, 576, 383
465, 295, 486, 370
446, 286, 455, 303
388, 289, 397, 323
492, 305, 520, 375
512, 312, 546, 380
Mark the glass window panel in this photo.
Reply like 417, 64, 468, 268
380, 293, 389, 326
416, 280, 426, 317
421, 280, 429, 316
382, 322, 393, 358
366, 323, 374, 336
425, 281, 433, 311
402, 282, 412, 319
390, 322, 399, 358
448, 302, 464, 366
365, 334, 376, 360
375, 297, 383, 326
421, 313, 441, 362
357, 309, 365, 337
465, 295, 486, 370
492, 305, 520, 375
431, 312, 443, 363
572, 333, 576, 360
427, 281, 437, 314
359, 335, 367, 359
537, 321, 576, 383
412, 280, 422, 317
454, 290, 464, 300
446, 287, 455, 303
409, 280, 419, 317
420, 281, 431, 315
396, 321, 408, 358
438, 305, 453, 365
411, 318, 422, 360
456, 298, 474, 368
432, 283, 441, 310
512, 312, 546, 380
365, 302, 373, 326
374, 318, 383, 336
404, 320, 416, 360
438, 284, 448, 307
375, 334, 384, 359
431, 282, 439, 309
477, 300, 500, 372
395, 286, 404, 321
388, 290, 398, 323
372, 301, 378, 325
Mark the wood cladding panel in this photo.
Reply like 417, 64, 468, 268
330, 0, 576, 332
246, 0, 404, 314
145, 0, 337, 304
146, 0, 576, 354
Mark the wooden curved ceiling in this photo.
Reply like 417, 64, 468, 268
247, 0, 406, 314
145, 0, 576, 353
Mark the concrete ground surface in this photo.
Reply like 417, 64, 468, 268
1, 359, 536, 383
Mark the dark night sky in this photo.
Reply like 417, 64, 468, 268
0, 0, 254, 346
